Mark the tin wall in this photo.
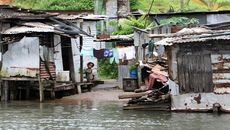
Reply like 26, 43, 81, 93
1, 37, 39, 77
211, 53, 230, 94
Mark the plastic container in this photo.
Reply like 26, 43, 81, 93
130, 69, 137, 78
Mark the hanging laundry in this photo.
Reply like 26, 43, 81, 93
80, 47, 94, 57
123, 46, 136, 60
93, 49, 105, 59
117, 47, 126, 60
117, 46, 136, 60
110, 48, 119, 64
94, 49, 114, 59
104, 49, 113, 58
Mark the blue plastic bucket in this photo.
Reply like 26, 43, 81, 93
130, 69, 137, 78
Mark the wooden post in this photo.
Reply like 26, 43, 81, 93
39, 36, 44, 102
26, 82, 30, 100
1, 80, 4, 101
80, 36, 83, 82
1, 80, 9, 102
39, 78, 44, 102
50, 81, 55, 99
77, 84, 82, 94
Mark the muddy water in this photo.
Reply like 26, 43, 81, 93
0, 101, 230, 130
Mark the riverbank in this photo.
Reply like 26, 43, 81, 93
50, 81, 132, 104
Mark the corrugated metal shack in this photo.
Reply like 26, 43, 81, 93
56, 13, 106, 82
149, 25, 230, 112
0, 5, 90, 102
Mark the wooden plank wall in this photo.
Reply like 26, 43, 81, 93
176, 42, 230, 93
177, 54, 213, 93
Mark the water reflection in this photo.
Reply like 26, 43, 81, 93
0, 101, 230, 130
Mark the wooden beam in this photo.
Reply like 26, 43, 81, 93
1, 80, 9, 102
118, 90, 152, 99
39, 78, 44, 102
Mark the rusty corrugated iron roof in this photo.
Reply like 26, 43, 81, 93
153, 27, 230, 46
2, 22, 58, 34
56, 14, 107, 21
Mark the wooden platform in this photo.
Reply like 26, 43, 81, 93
76, 82, 94, 94
123, 102, 171, 111
54, 83, 75, 92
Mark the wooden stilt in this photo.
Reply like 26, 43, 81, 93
1, 80, 9, 102
50, 90, 55, 99
77, 84, 82, 94
26, 83, 30, 100
10, 85, 15, 100
19, 89, 22, 100
1, 81, 4, 101
50, 82, 55, 99
39, 78, 44, 102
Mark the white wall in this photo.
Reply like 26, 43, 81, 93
1, 37, 39, 77
207, 14, 230, 24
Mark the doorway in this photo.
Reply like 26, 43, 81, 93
61, 36, 74, 81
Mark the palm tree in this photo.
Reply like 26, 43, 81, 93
191, 0, 230, 11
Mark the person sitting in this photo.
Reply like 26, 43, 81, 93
147, 64, 168, 90
85, 62, 94, 82
135, 64, 168, 93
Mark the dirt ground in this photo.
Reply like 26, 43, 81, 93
50, 82, 133, 104
53, 90, 130, 103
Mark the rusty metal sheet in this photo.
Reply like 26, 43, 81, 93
40, 62, 56, 79
171, 93, 230, 112
213, 73, 230, 79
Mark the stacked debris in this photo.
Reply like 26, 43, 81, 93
119, 59, 171, 110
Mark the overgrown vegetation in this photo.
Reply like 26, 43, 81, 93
109, 15, 155, 35
13, 0, 230, 12
130, 0, 230, 13
13, 0, 94, 10
98, 58, 118, 79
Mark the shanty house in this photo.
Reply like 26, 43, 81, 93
56, 13, 106, 82
152, 27, 230, 112
0, 5, 89, 101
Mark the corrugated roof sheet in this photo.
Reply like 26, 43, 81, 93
56, 14, 106, 20
172, 35, 230, 44
95, 34, 134, 42
2, 22, 56, 34
154, 27, 230, 46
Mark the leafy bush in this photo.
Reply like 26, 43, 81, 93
13, 0, 94, 10
98, 58, 118, 79
109, 15, 155, 35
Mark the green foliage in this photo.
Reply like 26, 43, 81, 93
130, 0, 230, 13
191, 0, 230, 11
98, 58, 118, 79
160, 17, 199, 26
109, 15, 155, 35
13, 0, 94, 10
129, 64, 137, 71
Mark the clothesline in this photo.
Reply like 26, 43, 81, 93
80, 46, 136, 64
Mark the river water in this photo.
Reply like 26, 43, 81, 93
0, 101, 230, 130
